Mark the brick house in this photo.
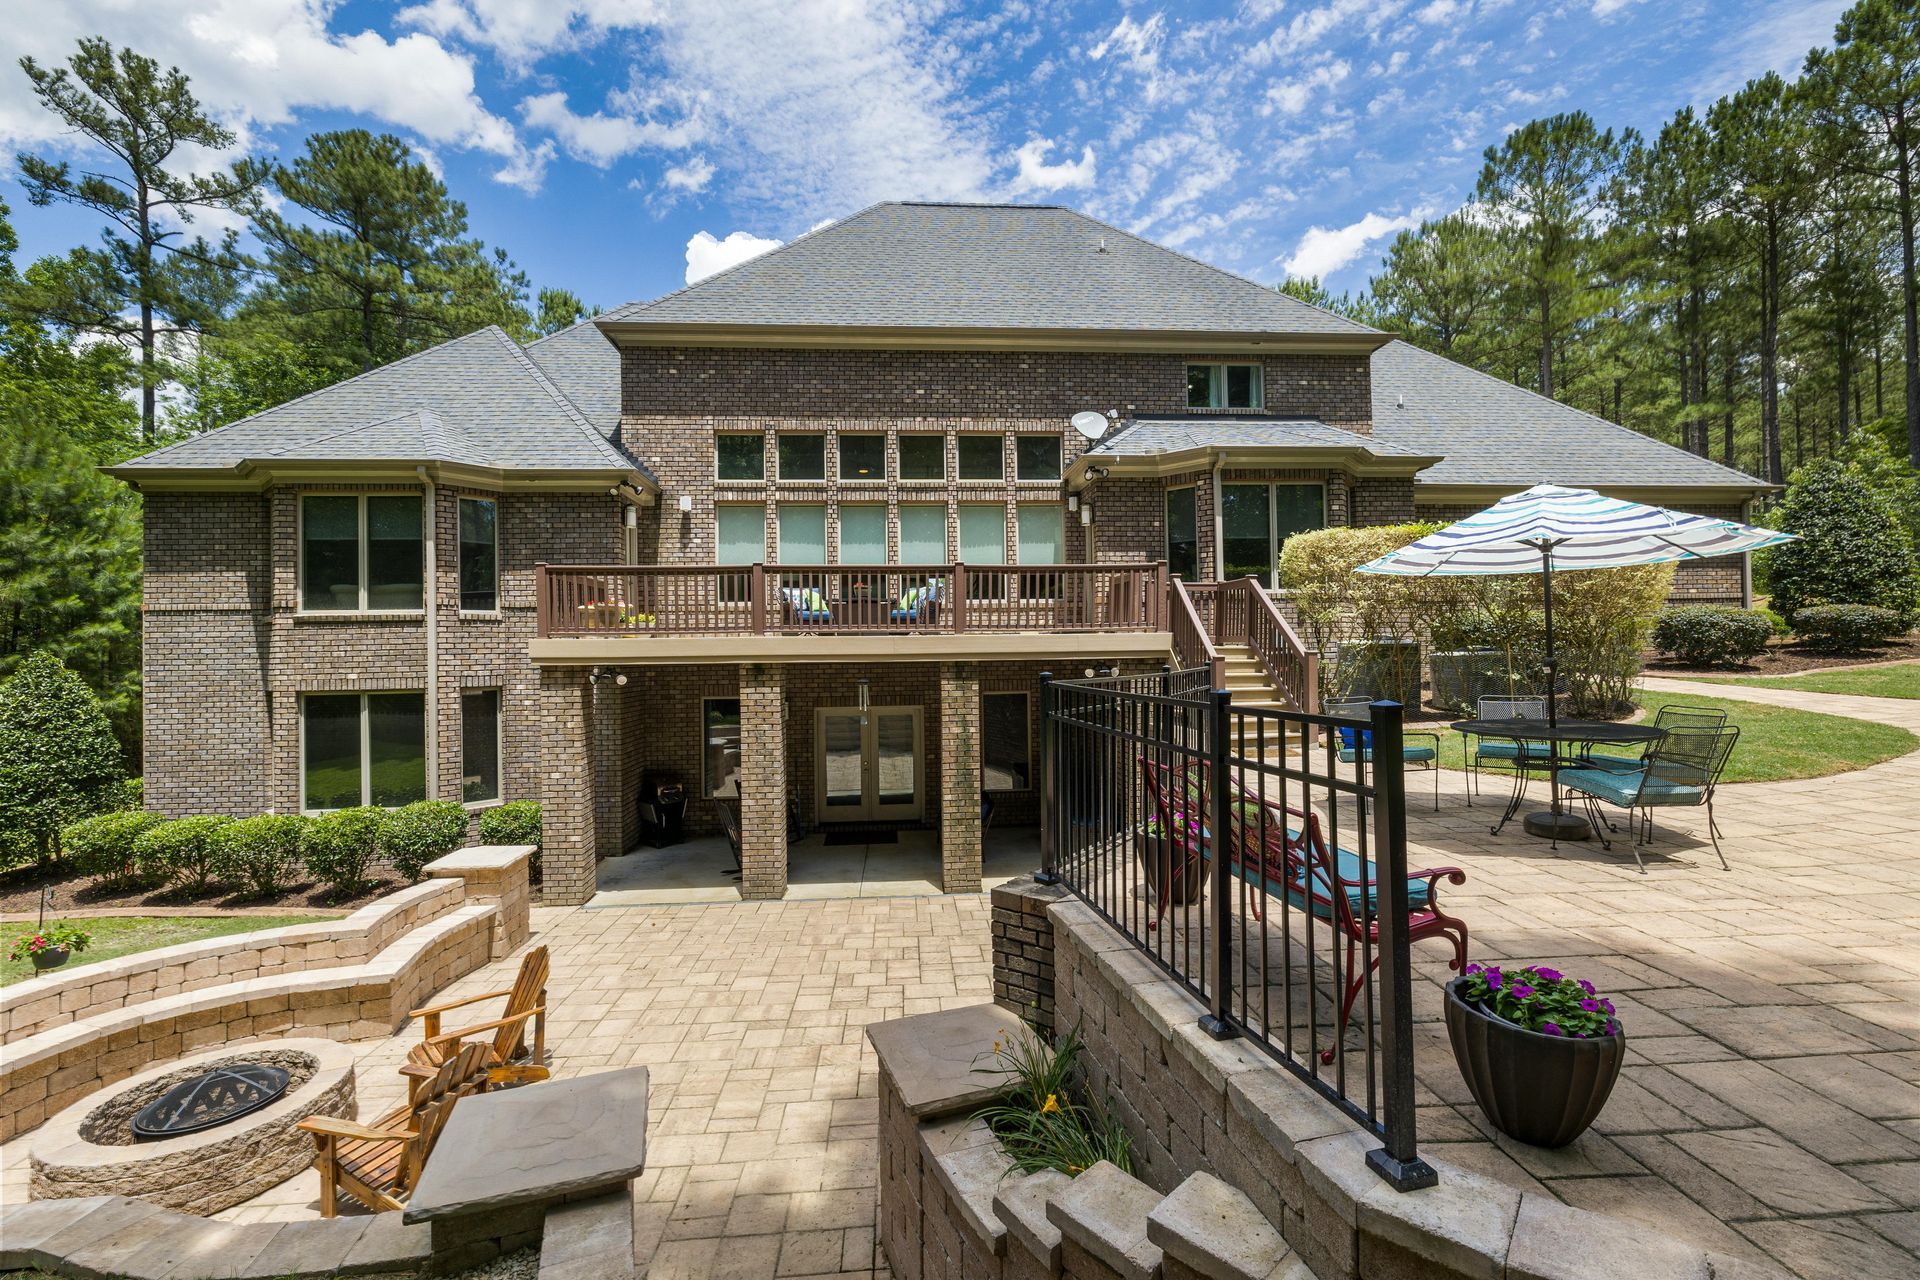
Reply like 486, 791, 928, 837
108, 202, 1770, 905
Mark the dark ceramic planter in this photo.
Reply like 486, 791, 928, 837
1138, 833, 1207, 905
30, 946, 70, 972
1443, 976, 1624, 1148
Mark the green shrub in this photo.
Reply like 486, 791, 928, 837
302, 807, 388, 898
972, 1018, 1133, 1177
63, 809, 164, 889
1791, 604, 1908, 652
383, 800, 468, 882
133, 814, 235, 892
1652, 606, 1774, 667
117, 777, 144, 810
478, 801, 542, 884
1768, 459, 1920, 622
212, 814, 309, 897
0, 652, 126, 865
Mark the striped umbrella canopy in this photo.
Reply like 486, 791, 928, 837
1354, 484, 1794, 577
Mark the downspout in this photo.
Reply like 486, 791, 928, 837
1740, 496, 1755, 609
418, 466, 438, 800
1210, 454, 1225, 584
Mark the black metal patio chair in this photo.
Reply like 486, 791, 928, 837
1560, 724, 1740, 873
1578, 704, 1728, 774
1462, 694, 1548, 807
1324, 696, 1442, 811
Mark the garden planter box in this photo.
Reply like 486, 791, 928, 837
1443, 976, 1624, 1147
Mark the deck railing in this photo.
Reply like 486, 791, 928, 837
1186, 579, 1319, 715
536, 562, 1170, 638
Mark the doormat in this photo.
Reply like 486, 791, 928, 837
823, 828, 900, 846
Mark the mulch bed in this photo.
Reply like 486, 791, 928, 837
0, 863, 402, 917
1643, 633, 1920, 678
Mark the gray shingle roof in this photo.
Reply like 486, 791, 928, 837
525, 316, 622, 434
113, 326, 647, 478
598, 203, 1379, 338
1369, 340, 1769, 490
1087, 416, 1427, 458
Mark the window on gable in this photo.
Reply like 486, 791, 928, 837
1186, 363, 1264, 409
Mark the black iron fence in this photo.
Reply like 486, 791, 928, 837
1038, 668, 1437, 1191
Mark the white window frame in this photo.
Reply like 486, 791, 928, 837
297, 492, 424, 615
838, 433, 887, 483
1187, 363, 1265, 410
897, 433, 947, 483
299, 690, 427, 813
715, 432, 766, 482
1221, 481, 1327, 588
776, 433, 828, 482
837, 503, 889, 564
1014, 434, 1062, 482
460, 687, 503, 808
982, 691, 1032, 792
956, 433, 1006, 482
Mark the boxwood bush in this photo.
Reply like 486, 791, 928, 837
1651, 606, 1775, 667
134, 814, 235, 892
382, 800, 468, 883
212, 813, 309, 897
1768, 460, 1920, 622
302, 807, 388, 898
1791, 604, 1908, 652
63, 809, 165, 890
478, 801, 542, 884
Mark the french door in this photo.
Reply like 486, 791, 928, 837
815, 705, 924, 823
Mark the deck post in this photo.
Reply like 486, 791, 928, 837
951, 564, 967, 632
750, 564, 766, 634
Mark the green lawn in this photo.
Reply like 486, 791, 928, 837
1690, 661, 1920, 701
2, 914, 329, 986
1416, 688, 1917, 784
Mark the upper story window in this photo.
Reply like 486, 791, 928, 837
1015, 435, 1061, 481
840, 434, 885, 481
957, 435, 1003, 481
458, 497, 497, 612
717, 433, 764, 481
899, 434, 945, 481
778, 434, 826, 481
301, 494, 423, 612
1187, 363, 1263, 410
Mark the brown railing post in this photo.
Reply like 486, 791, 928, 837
535, 563, 550, 636
1153, 561, 1169, 629
1364, 699, 1437, 1192
952, 564, 967, 632
750, 564, 766, 633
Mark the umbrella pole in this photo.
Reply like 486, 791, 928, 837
1524, 543, 1586, 843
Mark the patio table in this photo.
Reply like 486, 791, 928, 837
1449, 718, 1664, 842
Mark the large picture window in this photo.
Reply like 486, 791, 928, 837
1221, 483, 1324, 587
300, 494, 423, 612
717, 433, 764, 481
458, 497, 497, 612
302, 692, 426, 811
899, 505, 947, 563
839, 505, 887, 563
717, 505, 766, 563
1166, 487, 1198, 581
703, 698, 742, 798
1187, 363, 1264, 410
461, 689, 501, 804
983, 692, 1031, 791
777, 504, 827, 563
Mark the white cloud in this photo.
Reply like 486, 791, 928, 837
519, 89, 703, 167
663, 155, 716, 193
685, 229, 783, 284
1591, 0, 1644, 17
397, 0, 661, 64
1263, 60, 1350, 116
1, 2, 520, 164
1691, 0, 1848, 104
1281, 209, 1428, 279
1416, 0, 1467, 23
1010, 139, 1096, 193
1088, 14, 1165, 71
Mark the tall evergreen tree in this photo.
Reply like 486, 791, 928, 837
14, 38, 263, 441
1365, 213, 1503, 362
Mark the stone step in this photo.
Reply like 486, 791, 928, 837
540, 1189, 637, 1280
1147, 1171, 1313, 1280
1047, 1160, 1165, 1280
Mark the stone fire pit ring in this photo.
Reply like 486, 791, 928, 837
29, 1038, 356, 1215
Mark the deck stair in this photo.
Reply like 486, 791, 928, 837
1216, 644, 1312, 756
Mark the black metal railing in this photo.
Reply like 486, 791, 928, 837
1037, 669, 1436, 1191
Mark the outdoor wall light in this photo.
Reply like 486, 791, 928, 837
1080, 504, 1093, 526
1066, 495, 1079, 512
677, 494, 693, 513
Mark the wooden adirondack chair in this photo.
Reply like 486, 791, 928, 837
299, 1042, 489, 1217
399, 945, 550, 1103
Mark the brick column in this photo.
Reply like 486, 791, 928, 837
939, 662, 982, 893
991, 874, 1066, 1032
538, 666, 598, 906
738, 663, 788, 900
591, 677, 626, 860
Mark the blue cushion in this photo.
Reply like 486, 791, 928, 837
1337, 745, 1437, 764
1228, 833, 1432, 921
1474, 740, 1548, 762
1579, 750, 1645, 774
1560, 767, 1704, 809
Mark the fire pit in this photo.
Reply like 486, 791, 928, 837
131, 1062, 293, 1140
30, 1040, 355, 1214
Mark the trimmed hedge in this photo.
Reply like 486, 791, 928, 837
63, 809, 165, 890
1791, 604, 1908, 652
302, 807, 387, 898
383, 800, 468, 882
478, 801, 542, 884
1652, 606, 1774, 667
212, 813, 309, 897
134, 814, 235, 892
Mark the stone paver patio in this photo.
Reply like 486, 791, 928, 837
2, 679, 1914, 1280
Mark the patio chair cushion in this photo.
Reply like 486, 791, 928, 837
1578, 749, 1645, 774
1474, 740, 1548, 763
1559, 767, 1703, 808
1247, 841, 1434, 920
1335, 725, 1437, 765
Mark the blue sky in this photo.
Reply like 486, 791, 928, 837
2, 0, 1850, 312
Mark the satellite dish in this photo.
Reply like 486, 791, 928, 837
1070, 411, 1108, 440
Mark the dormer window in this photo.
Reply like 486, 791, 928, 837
1188, 363, 1263, 410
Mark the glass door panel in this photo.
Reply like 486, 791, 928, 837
1221, 484, 1274, 585
872, 711, 919, 813
814, 706, 923, 821
820, 712, 866, 815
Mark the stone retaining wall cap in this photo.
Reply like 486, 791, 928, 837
1046, 1160, 1164, 1280
867, 1003, 1033, 1119
425, 845, 538, 875
1146, 1172, 1296, 1280
994, 1169, 1070, 1272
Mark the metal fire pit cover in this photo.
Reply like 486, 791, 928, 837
130, 1063, 292, 1140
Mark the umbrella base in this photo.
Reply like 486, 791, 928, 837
1523, 810, 1590, 840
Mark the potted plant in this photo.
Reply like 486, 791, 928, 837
9, 922, 93, 973
1444, 962, 1624, 1148
1138, 809, 1207, 905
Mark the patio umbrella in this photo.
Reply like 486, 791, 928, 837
1353, 484, 1795, 836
